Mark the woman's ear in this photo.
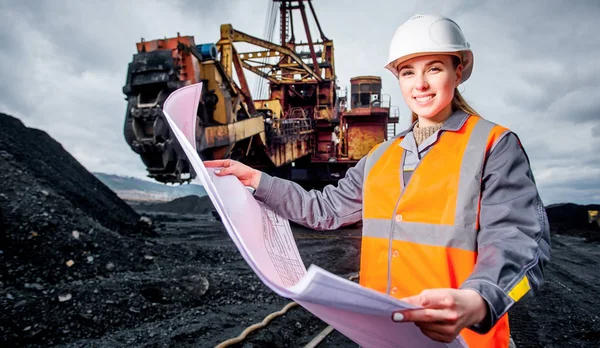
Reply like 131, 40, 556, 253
455, 64, 463, 87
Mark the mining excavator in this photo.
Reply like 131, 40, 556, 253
122, 0, 399, 188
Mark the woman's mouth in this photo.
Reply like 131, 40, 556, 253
414, 94, 435, 105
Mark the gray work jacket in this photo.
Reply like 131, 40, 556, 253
253, 110, 552, 333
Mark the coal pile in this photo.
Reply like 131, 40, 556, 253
0, 113, 156, 345
546, 203, 600, 242
134, 195, 215, 215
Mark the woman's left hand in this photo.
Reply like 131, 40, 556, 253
392, 288, 488, 343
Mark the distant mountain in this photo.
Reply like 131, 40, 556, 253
93, 172, 206, 202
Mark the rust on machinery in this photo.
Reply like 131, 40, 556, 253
337, 76, 399, 161
122, 0, 401, 188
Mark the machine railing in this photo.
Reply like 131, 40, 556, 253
380, 94, 392, 109
269, 118, 314, 143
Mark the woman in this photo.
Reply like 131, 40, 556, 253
205, 14, 550, 348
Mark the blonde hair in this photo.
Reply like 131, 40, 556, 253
410, 55, 479, 123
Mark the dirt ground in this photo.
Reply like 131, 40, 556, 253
2, 112, 600, 347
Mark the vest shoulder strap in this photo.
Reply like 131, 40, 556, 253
364, 138, 399, 177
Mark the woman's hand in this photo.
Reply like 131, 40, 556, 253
392, 288, 488, 343
203, 159, 262, 189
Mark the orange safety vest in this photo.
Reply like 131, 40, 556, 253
360, 115, 510, 348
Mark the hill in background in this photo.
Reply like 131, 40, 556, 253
93, 172, 206, 202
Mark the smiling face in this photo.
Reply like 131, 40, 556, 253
396, 54, 463, 124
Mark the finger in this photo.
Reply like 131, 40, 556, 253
420, 327, 455, 344
204, 160, 229, 167
416, 316, 461, 331
402, 290, 455, 310
399, 294, 424, 307
214, 166, 232, 176
395, 308, 458, 323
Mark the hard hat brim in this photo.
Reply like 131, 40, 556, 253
385, 50, 473, 84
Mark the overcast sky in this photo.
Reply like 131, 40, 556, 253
0, 0, 598, 205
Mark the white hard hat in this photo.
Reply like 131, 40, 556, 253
385, 14, 473, 84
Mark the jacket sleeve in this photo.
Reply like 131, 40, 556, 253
252, 156, 366, 230
460, 132, 552, 334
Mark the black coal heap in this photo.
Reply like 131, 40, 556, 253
0, 112, 154, 284
546, 203, 600, 241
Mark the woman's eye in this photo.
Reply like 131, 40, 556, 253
401, 71, 413, 77
429, 66, 441, 72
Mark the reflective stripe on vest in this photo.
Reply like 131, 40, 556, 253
360, 115, 511, 348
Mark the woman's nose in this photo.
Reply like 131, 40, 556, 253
415, 74, 429, 90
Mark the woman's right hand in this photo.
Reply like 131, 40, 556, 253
203, 159, 262, 189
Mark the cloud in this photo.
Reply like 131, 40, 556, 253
0, 0, 258, 181
0, 0, 598, 205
